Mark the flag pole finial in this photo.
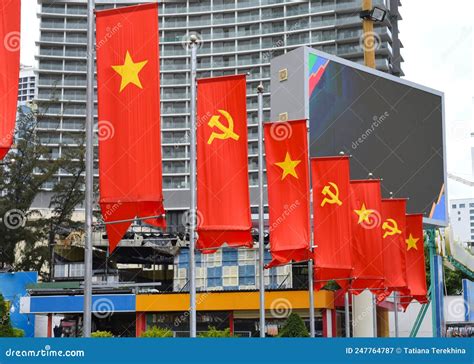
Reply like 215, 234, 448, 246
189, 34, 198, 44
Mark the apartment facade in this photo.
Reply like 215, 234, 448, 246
36, 0, 402, 224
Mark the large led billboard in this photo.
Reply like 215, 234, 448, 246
271, 47, 446, 226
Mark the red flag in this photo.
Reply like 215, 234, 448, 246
264, 120, 311, 267
379, 199, 408, 297
312, 156, 352, 291
400, 214, 428, 310
96, 4, 165, 252
349, 180, 385, 295
0, 0, 20, 159
196, 75, 252, 251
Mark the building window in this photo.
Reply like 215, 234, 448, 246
452, 204, 457, 209
239, 265, 255, 286
54, 264, 67, 278
207, 267, 222, 288
460, 204, 466, 208
69, 263, 84, 277
470, 203, 474, 208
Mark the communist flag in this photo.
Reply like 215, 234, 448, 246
196, 74, 252, 251
312, 156, 352, 291
350, 180, 385, 294
379, 199, 408, 299
400, 214, 428, 310
0, 0, 20, 159
264, 120, 311, 267
96, 4, 165, 252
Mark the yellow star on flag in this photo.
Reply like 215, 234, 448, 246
274, 152, 301, 180
112, 51, 148, 92
354, 203, 374, 224
406, 234, 419, 251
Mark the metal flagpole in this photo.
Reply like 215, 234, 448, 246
188, 35, 198, 338
257, 83, 265, 338
83, 0, 95, 338
344, 292, 351, 337
394, 292, 399, 337
306, 121, 315, 338
372, 294, 378, 337
308, 258, 315, 337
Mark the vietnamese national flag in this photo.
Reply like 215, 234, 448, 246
379, 199, 408, 298
196, 74, 252, 251
400, 214, 428, 310
312, 156, 352, 291
264, 119, 311, 267
349, 180, 385, 295
96, 4, 165, 252
0, 0, 20, 159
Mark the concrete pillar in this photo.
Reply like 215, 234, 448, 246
323, 308, 337, 337
352, 290, 377, 337
47, 314, 52, 338
135, 312, 146, 337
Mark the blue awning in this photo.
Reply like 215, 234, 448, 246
21, 294, 135, 314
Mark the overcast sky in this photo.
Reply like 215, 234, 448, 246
19, 1, 473, 200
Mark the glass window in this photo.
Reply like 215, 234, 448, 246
452, 204, 457, 208
239, 265, 255, 286
460, 204, 466, 208
207, 267, 222, 287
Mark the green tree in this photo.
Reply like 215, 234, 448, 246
0, 294, 14, 337
0, 106, 60, 273
278, 313, 310, 338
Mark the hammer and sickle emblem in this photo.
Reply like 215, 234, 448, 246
382, 218, 401, 238
207, 109, 240, 145
320, 182, 342, 207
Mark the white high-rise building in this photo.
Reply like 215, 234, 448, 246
36, 0, 402, 227
18, 65, 36, 105
450, 198, 474, 243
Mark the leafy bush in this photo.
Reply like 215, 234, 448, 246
278, 313, 310, 338
198, 327, 232, 338
91, 330, 114, 338
0, 294, 14, 337
140, 326, 173, 338
12, 328, 24, 337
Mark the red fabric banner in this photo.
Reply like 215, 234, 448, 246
96, 4, 165, 252
379, 199, 408, 298
264, 120, 311, 267
400, 214, 428, 310
196, 74, 252, 251
312, 156, 352, 291
349, 180, 385, 295
0, 0, 20, 159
